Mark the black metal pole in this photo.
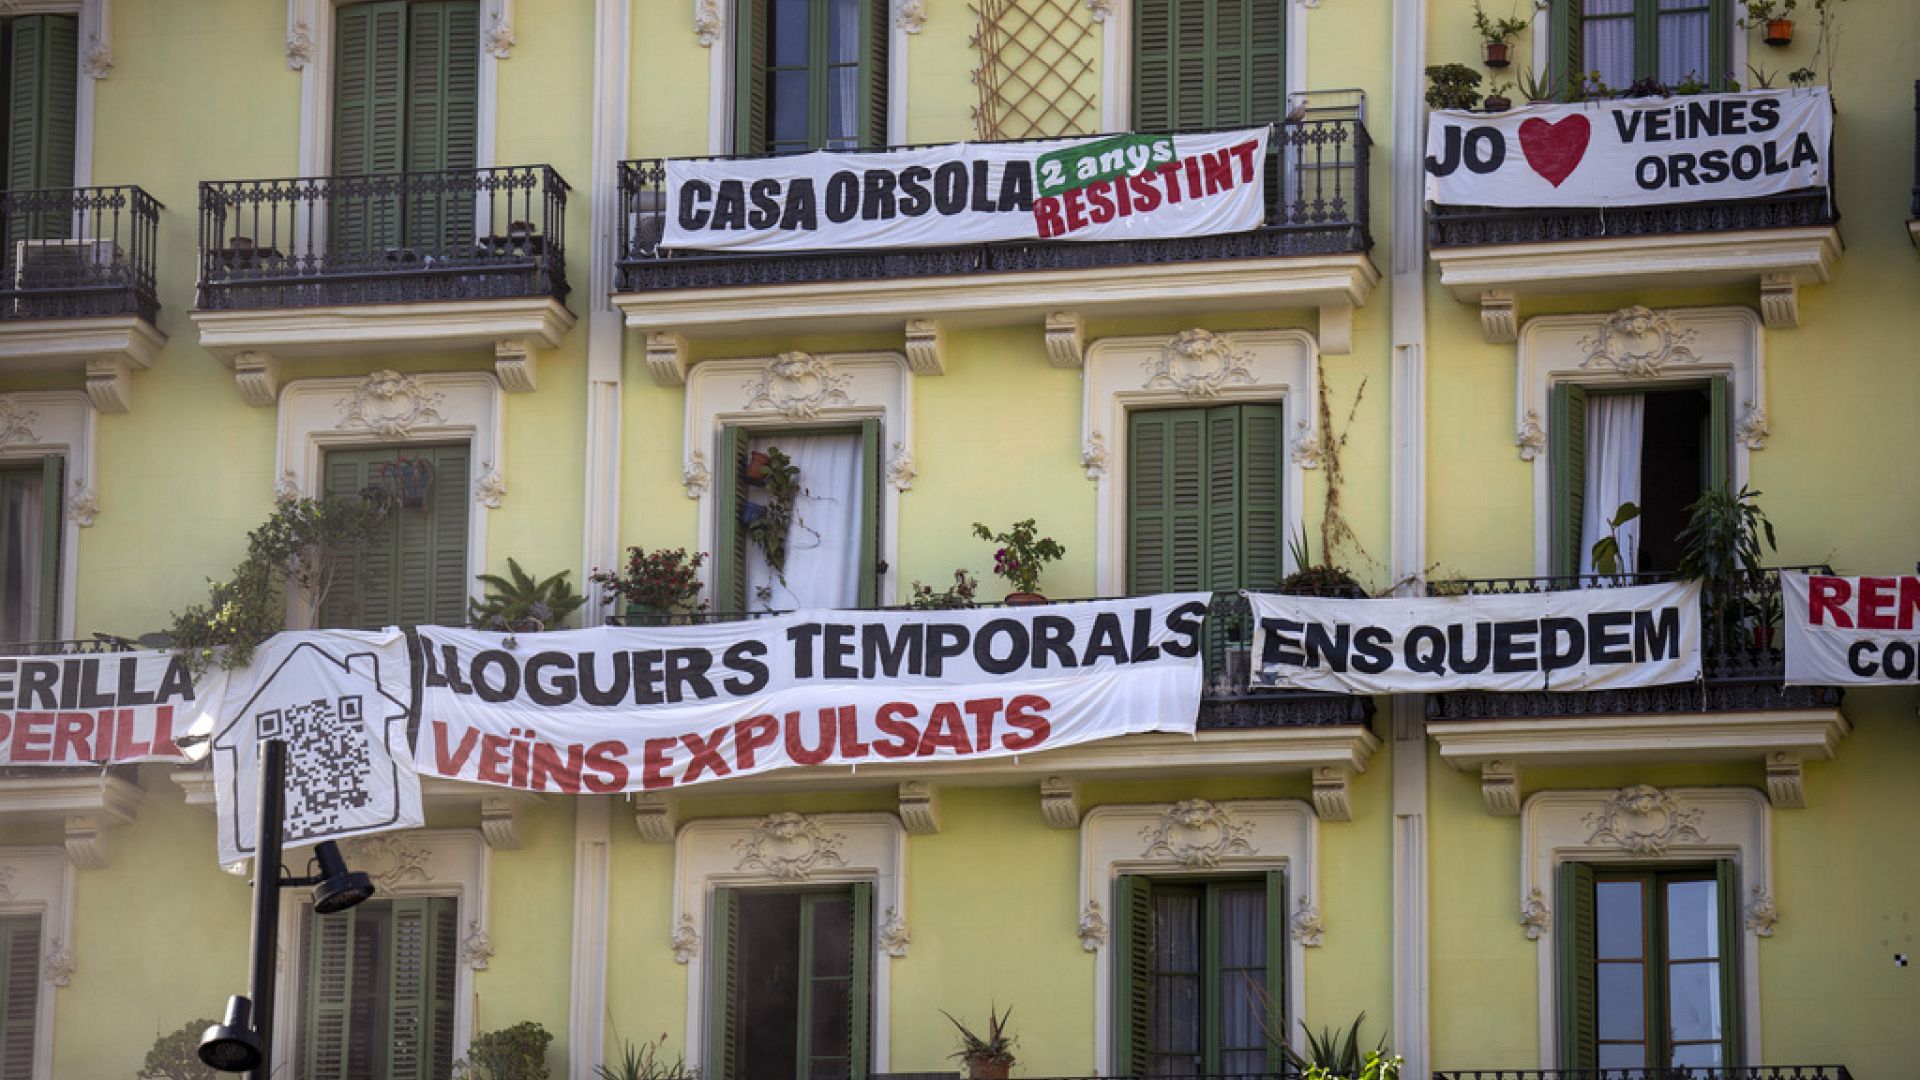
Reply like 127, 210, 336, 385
248, 738, 286, 1080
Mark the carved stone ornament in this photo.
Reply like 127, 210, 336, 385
879, 907, 911, 957
693, 0, 723, 46
1143, 330, 1256, 399
1745, 885, 1779, 937
1737, 400, 1771, 451
1078, 900, 1108, 952
285, 20, 314, 70
1289, 900, 1324, 947
82, 36, 112, 79
483, 12, 516, 58
474, 463, 507, 509
1289, 420, 1326, 469
1080, 431, 1108, 479
682, 450, 712, 499
743, 352, 855, 420
344, 835, 435, 889
1576, 306, 1701, 377
1519, 887, 1550, 941
0, 398, 41, 447
1516, 410, 1547, 462
733, 812, 848, 881
462, 921, 494, 970
67, 481, 97, 527
1581, 785, 1707, 856
896, 0, 928, 32
886, 443, 917, 492
671, 913, 700, 964
42, 939, 73, 987
336, 370, 448, 438
1140, 799, 1257, 869
1084, 0, 1115, 21
0, 866, 14, 900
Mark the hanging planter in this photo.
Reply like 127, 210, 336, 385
1763, 17, 1794, 44
739, 500, 769, 526
1482, 40, 1512, 68
378, 456, 434, 509
744, 449, 773, 486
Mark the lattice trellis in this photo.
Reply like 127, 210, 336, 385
969, 0, 1099, 140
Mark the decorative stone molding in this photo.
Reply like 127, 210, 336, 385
897, 781, 940, 834
1310, 766, 1353, 822
1144, 329, 1257, 398
632, 792, 677, 844
1079, 432, 1108, 479
483, 5, 516, 58
1581, 785, 1706, 855
274, 470, 302, 503
234, 351, 280, 407
1519, 888, 1550, 941
1759, 272, 1799, 329
479, 796, 524, 850
1318, 301, 1352, 355
462, 921, 494, 970
63, 817, 110, 870
646, 331, 690, 387
1077, 901, 1107, 951
65, 481, 97, 527
0, 398, 39, 446
744, 352, 856, 418
337, 370, 448, 438
681, 451, 711, 499
285, 19, 314, 69
1481, 760, 1520, 817
1288, 900, 1324, 947
1045, 312, 1086, 368
902, 319, 945, 375
1040, 776, 1080, 828
41, 939, 73, 987
1479, 288, 1518, 344
693, 0, 722, 45
1140, 799, 1257, 868
879, 908, 911, 957
1764, 751, 1805, 809
733, 812, 849, 881
81, 34, 110, 77
886, 443, 917, 492
494, 338, 538, 393
895, 0, 926, 31
0, 847, 71, 1076
345, 834, 436, 889
1515, 410, 1546, 462
671, 914, 700, 964
0, 316, 164, 413
1736, 400, 1771, 451
83, 357, 133, 413
1745, 885, 1779, 937
1577, 306, 1701, 376
473, 463, 507, 509
1289, 420, 1327, 470
1085, 0, 1114, 21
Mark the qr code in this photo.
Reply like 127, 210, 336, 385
258, 695, 376, 835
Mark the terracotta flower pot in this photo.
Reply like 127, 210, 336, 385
1482, 41, 1511, 68
1004, 592, 1047, 606
744, 450, 772, 485
1763, 17, 1793, 45
1484, 95, 1512, 112
963, 1056, 1012, 1080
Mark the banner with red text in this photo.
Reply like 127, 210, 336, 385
1783, 572, 1920, 685
662, 128, 1269, 252
0, 649, 199, 765
1425, 89, 1830, 208
413, 596, 1210, 794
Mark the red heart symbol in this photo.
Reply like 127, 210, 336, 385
1518, 114, 1591, 188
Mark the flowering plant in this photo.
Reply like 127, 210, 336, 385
907, 570, 979, 610
590, 547, 709, 612
971, 519, 1066, 595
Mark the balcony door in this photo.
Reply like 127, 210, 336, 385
707, 885, 873, 1080
298, 897, 459, 1080
331, 0, 479, 257
0, 458, 60, 643
3, 14, 78, 245
1551, 0, 1732, 95
1131, 0, 1285, 132
733, 0, 889, 154
318, 444, 470, 631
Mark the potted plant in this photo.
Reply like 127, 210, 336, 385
1676, 485, 1777, 655
594, 1035, 696, 1080
1424, 63, 1484, 111
1280, 532, 1366, 598
943, 1005, 1016, 1080
590, 547, 709, 622
1472, 1, 1530, 68
1625, 76, 1670, 98
1483, 81, 1514, 111
1515, 64, 1558, 104
455, 1020, 553, 1080
1588, 501, 1640, 578
907, 570, 980, 610
1675, 70, 1710, 95
743, 446, 816, 599
973, 519, 1066, 603
1743, 0, 1797, 44
468, 558, 588, 634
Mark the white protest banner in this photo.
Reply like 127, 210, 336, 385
1783, 572, 1920, 685
0, 649, 200, 764
1248, 581, 1702, 693
1424, 89, 1829, 209
663, 128, 1269, 253
415, 595, 1211, 794
203, 630, 422, 866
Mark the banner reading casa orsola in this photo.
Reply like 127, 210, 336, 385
414, 595, 1210, 794
1248, 581, 1702, 694
1783, 572, 1920, 685
1425, 89, 1829, 209
663, 128, 1270, 253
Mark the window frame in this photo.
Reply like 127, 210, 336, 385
0, 391, 91, 643
1097, 0, 1306, 133
708, 0, 904, 153
0, 847, 69, 1080
294, 893, 462, 1079
712, 420, 882, 614
1543, 0, 1741, 98
707, 883, 874, 1080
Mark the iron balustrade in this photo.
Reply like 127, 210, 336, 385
1432, 1067, 1852, 1080
0, 185, 162, 323
615, 120, 1371, 292
1420, 567, 1840, 720
0, 635, 135, 657
1428, 191, 1833, 248
196, 165, 570, 310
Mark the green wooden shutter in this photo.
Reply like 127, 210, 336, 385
1556, 861, 1598, 1069
0, 915, 39, 1080
706, 887, 741, 1080
1128, 408, 1207, 594
732, 0, 770, 154
1133, 0, 1173, 130
1205, 407, 1242, 594
1239, 405, 1286, 589
404, 1, 479, 252
1715, 860, 1742, 1067
7, 14, 78, 243
304, 906, 360, 1080
1112, 875, 1154, 1074
421, 444, 471, 627
714, 427, 750, 612
1262, 871, 1287, 1072
321, 446, 470, 629
1706, 0, 1730, 91
1551, 0, 1581, 102
1551, 383, 1589, 579
848, 881, 874, 1080
386, 897, 456, 1080
34, 455, 59, 641
333, 1, 409, 253
859, 0, 888, 148
1706, 375, 1730, 495
857, 418, 882, 607
1133, 0, 1281, 131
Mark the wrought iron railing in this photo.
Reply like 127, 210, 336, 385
0, 186, 162, 322
1428, 190, 1833, 248
0, 635, 136, 657
1911, 80, 1919, 219
196, 165, 569, 310
615, 119, 1371, 292
1433, 1067, 1851, 1080
1421, 567, 1840, 720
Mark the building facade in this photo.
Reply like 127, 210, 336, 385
0, 0, 1910, 1077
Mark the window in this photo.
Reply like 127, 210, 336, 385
4, 13, 78, 242
712, 423, 882, 612
1557, 862, 1741, 1068
298, 897, 459, 1080
707, 885, 874, 1080
1132, 0, 1284, 132
1551, 379, 1727, 576
1551, 0, 1731, 95
0, 914, 39, 1080
734, 0, 888, 154
1112, 873, 1285, 1075
0, 458, 61, 643
319, 445, 471, 629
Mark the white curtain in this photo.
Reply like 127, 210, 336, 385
6, 474, 43, 640
1579, 393, 1645, 578
1655, 6, 1711, 86
746, 433, 864, 610
828, 0, 860, 147
1582, 0, 1636, 92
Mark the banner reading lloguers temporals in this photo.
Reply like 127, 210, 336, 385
0, 649, 199, 765
663, 128, 1269, 253
1783, 572, 1920, 685
1425, 89, 1829, 209
414, 595, 1210, 794
1248, 581, 1702, 694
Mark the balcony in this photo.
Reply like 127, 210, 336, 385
189, 165, 575, 405
0, 186, 165, 413
613, 118, 1377, 383
1423, 569, 1848, 814
1433, 1068, 1851, 1080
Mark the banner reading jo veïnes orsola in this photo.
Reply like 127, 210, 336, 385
414, 595, 1210, 794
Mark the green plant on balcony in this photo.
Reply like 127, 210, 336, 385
454, 1020, 553, 1080
1282, 531, 1366, 597
1425, 63, 1484, 110
1515, 64, 1559, 102
907, 569, 980, 610
138, 1016, 221, 1079
942, 1004, 1016, 1080
468, 558, 588, 633
1472, 1, 1531, 68
590, 546, 710, 617
1589, 501, 1641, 578
1676, 485, 1777, 652
1675, 70, 1711, 95
973, 519, 1065, 602
594, 1035, 696, 1080
743, 446, 818, 604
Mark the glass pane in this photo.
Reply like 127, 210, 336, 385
1221, 1048, 1267, 1074
1596, 881, 1643, 960
772, 0, 809, 66
825, 66, 859, 148
1, 472, 43, 642
1668, 960, 1723, 1041
1153, 891, 1201, 970
809, 897, 853, 977
809, 978, 851, 1061
1666, 879, 1719, 960
1152, 973, 1202, 1054
1599, 1042, 1649, 1068
1584, 0, 1633, 12
1672, 1040, 1725, 1067
771, 69, 811, 150
1597, 961, 1645, 1040
1582, 17, 1635, 92
1151, 889, 1201, 1062
828, 0, 861, 63
1217, 887, 1266, 967
1656, 10, 1710, 85
1217, 973, 1261, 1050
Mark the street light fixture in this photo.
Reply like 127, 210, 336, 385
199, 739, 376, 1076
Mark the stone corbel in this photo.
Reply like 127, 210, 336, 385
903, 319, 946, 375
646, 331, 689, 386
1765, 751, 1805, 809
65, 815, 112, 870
1479, 289, 1518, 344
1481, 760, 1520, 817
85, 358, 134, 414
1311, 765, 1353, 822
494, 338, 538, 393
632, 791, 677, 843
1039, 776, 1080, 828
1317, 302, 1352, 356
897, 780, 941, 834
479, 796, 525, 850
233, 351, 281, 407
1759, 273, 1799, 330
1044, 312, 1085, 368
